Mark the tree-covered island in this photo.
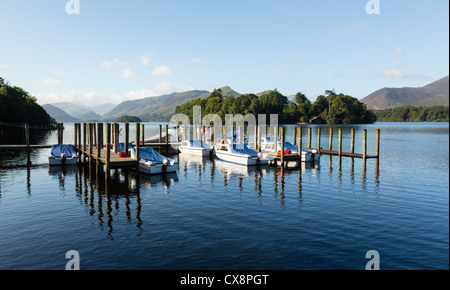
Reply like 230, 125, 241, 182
175, 88, 377, 124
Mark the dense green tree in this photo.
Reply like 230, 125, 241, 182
0, 77, 55, 126
372, 106, 449, 122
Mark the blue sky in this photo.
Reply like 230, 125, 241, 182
0, 0, 448, 106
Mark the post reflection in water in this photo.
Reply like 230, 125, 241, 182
66, 162, 179, 239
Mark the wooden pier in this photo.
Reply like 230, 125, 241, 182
1, 122, 380, 170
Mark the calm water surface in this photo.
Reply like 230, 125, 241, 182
0, 122, 448, 270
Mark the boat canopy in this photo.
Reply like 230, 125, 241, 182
229, 143, 259, 157
50, 144, 77, 157
118, 142, 168, 164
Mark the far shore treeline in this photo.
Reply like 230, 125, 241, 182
175, 88, 377, 124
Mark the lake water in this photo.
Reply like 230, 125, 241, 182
0, 122, 448, 270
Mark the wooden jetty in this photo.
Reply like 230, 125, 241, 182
1, 122, 380, 170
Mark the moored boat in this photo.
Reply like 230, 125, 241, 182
214, 138, 273, 166
260, 137, 320, 162
178, 140, 213, 156
119, 143, 178, 175
48, 144, 79, 166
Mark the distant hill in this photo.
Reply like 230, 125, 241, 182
42, 104, 79, 122
102, 86, 242, 122
51, 102, 116, 119
103, 90, 210, 121
361, 76, 449, 110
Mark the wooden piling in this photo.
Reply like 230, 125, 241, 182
362, 129, 367, 159
136, 123, 140, 174
88, 123, 93, 164
124, 123, 129, 155
105, 123, 111, 180
25, 123, 31, 166
317, 127, 321, 150
329, 127, 333, 151
83, 123, 87, 163
273, 126, 278, 153
77, 123, 81, 155
376, 129, 380, 157
308, 127, 312, 148
165, 124, 169, 145
97, 123, 103, 159
338, 128, 342, 156
280, 127, 285, 166
113, 123, 119, 153
297, 127, 302, 152
141, 124, 145, 146
350, 128, 355, 154
293, 127, 297, 145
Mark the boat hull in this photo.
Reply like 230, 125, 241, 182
178, 146, 212, 157
48, 155, 79, 166
138, 161, 179, 175
215, 150, 259, 166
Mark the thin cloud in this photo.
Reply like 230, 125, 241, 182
140, 54, 152, 66
34, 78, 61, 86
101, 58, 127, 70
122, 68, 135, 79
152, 66, 172, 76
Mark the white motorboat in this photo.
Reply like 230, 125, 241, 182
214, 139, 273, 166
260, 137, 320, 162
48, 144, 79, 166
119, 143, 178, 175
178, 140, 213, 156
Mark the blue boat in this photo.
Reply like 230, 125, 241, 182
48, 144, 79, 166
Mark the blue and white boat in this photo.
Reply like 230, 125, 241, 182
119, 143, 178, 175
214, 138, 273, 166
48, 144, 79, 166
260, 137, 320, 162
178, 140, 213, 156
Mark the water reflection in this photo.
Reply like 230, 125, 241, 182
46, 163, 180, 239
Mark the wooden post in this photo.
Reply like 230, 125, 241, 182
124, 123, 129, 155
293, 127, 297, 145
135, 123, 141, 176
113, 123, 119, 153
308, 127, 312, 148
273, 126, 278, 153
83, 123, 87, 163
222, 125, 226, 141
159, 125, 162, 144
329, 127, 333, 151
280, 127, 285, 166
350, 128, 355, 154
105, 123, 111, 180
338, 128, 342, 156
256, 126, 261, 152
77, 123, 81, 155
58, 123, 63, 144
136, 123, 140, 163
375, 129, 380, 157
25, 123, 31, 166
93, 123, 96, 146
317, 127, 321, 150
362, 129, 367, 159
97, 123, 103, 159
74, 123, 78, 149
297, 127, 302, 157
141, 124, 145, 146
88, 123, 93, 163
165, 124, 169, 145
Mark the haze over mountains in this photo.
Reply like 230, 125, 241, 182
43, 77, 449, 122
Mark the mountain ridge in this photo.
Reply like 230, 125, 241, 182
361, 76, 449, 110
